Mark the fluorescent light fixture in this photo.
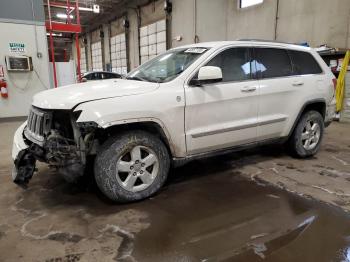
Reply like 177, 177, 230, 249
56, 13, 74, 19
240, 0, 263, 8
79, 7, 93, 12
46, 33, 63, 37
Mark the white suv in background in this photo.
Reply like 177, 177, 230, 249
12, 40, 336, 202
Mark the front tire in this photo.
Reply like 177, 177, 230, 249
94, 130, 170, 203
288, 110, 324, 158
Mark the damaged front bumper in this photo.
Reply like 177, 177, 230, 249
12, 121, 36, 188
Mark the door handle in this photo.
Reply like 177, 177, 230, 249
241, 86, 257, 92
292, 81, 304, 86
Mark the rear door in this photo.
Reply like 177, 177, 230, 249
255, 47, 323, 141
185, 47, 259, 155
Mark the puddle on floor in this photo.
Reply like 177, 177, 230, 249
129, 162, 350, 262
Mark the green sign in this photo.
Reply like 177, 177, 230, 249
9, 42, 26, 53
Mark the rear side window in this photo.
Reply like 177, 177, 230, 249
206, 47, 252, 82
289, 50, 322, 75
255, 48, 293, 78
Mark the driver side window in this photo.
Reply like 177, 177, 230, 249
206, 47, 252, 82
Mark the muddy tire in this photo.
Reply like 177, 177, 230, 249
288, 110, 324, 158
94, 130, 170, 203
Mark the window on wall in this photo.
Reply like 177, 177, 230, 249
240, 0, 263, 8
91, 41, 103, 71
80, 46, 87, 73
110, 33, 127, 75
139, 19, 166, 64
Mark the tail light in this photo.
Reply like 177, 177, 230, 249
332, 78, 337, 91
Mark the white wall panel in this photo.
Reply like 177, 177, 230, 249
149, 44, 157, 55
157, 42, 167, 53
157, 31, 166, 43
156, 20, 166, 31
140, 26, 148, 37
148, 34, 156, 45
140, 36, 148, 46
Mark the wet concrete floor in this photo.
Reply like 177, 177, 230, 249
1, 121, 350, 262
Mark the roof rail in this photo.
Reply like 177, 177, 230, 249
237, 39, 300, 45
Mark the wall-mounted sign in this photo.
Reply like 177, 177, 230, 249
9, 43, 26, 53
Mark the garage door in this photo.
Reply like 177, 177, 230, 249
91, 41, 103, 71
140, 20, 166, 64
139, 0, 166, 64
110, 34, 127, 75
110, 18, 127, 74
80, 46, 87, 73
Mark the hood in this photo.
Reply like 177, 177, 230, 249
32, 79, 159, 110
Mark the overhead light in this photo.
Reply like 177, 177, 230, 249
79, 7, 93, 12
56, 13, 74, 19
240, 0, 264, 8
46, 33, 63, 37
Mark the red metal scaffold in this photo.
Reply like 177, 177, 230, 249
46, 0, 82, 87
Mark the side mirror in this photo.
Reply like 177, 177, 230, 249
190, 66, 223, 86
81, 78, 87, 82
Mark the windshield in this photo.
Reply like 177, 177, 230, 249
126, 47, 209, 83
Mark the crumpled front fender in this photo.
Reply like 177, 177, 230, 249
12, 121, 28, 161
11, 121, 36, 188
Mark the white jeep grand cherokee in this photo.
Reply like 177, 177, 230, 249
12, 41, 336, 202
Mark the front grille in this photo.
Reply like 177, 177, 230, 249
24, 107, 52, 145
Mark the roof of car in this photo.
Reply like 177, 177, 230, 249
175, 40, 312, 51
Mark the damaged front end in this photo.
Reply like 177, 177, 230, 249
12, 106, 98, 187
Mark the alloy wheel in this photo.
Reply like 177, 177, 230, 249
116, 145, 159, 192
301, 120, 321, 150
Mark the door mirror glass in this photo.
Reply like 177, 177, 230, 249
81, 77, 87, 82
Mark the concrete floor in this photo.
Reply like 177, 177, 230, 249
1, 121, 350, 262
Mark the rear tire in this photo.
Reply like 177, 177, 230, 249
288, 110, 324, 158
94, 130, 170, 203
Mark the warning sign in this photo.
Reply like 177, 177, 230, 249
9, 43, 26, 53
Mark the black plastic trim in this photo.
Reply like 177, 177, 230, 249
287, 98, 326, 138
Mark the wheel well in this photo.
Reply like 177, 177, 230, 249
100, 121, 173, 157
302, 101, 326, 119
288, 101, 326, 138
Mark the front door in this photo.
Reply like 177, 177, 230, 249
184, 47, 259, 155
